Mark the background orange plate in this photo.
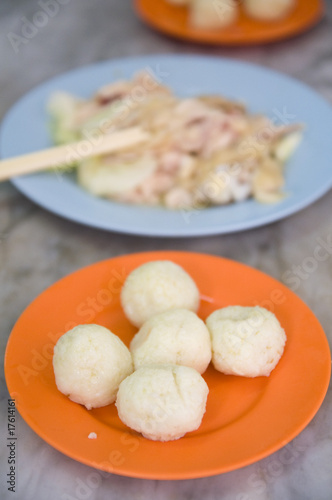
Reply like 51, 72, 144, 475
4, 251, 331, 479
134, 0, 325, 45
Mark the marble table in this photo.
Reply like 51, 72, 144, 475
1, 1, 332, 499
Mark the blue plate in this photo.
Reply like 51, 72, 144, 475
1, 54, 332, 237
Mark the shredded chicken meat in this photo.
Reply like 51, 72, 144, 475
48, 70, 303, 209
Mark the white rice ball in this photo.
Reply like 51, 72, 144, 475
206, 306, 286, 377
121, 261, 200, 328
130, 308, 211, 374
53, 324, 133, 409
116, 364, 209, 441
190, 0, 238, 29
244, 0, 296, 21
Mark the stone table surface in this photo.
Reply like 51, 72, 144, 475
0, 1, 332, 499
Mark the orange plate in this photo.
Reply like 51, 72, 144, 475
5, 251, 331, 479
134, 0, 324, 45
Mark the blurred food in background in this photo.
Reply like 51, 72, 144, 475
167, 0, 297, 30
244, 0, 296, 21
48, 71, 303, 209
190, 0, 238, 29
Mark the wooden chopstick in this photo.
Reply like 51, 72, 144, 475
0, 127, 150, 182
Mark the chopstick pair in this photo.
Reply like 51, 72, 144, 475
0, 127, 150, 182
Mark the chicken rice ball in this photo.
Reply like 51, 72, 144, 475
53, 324, 133, 409
115, 364, 209, 441
206, 306, 286, 377
244, 0, 296, 21
121, 260, 200, 327
190, 0, 238, 30
130, 308, 211, 374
